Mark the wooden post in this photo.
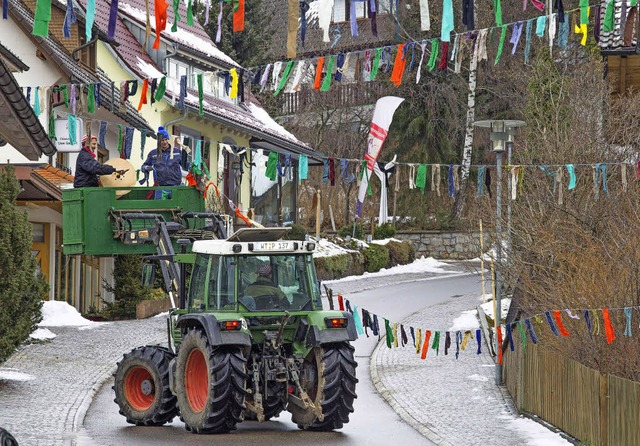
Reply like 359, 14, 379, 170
600, 373, 609, 446
315, 188, 321, 238
480, 220, 487, 302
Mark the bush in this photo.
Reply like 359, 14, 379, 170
0, 166, 48, 363
386, 240, 415, 267
363, 244, 390, 273
284, 224, 307, 241
374, 223, 396, 240
338, 223, 364, 239
314, 253, 353, 280
101, 255, 167, 319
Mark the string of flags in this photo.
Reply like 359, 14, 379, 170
327, 288, 640, 363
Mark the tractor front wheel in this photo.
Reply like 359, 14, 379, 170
290, 342, 358, 431
113, 346, 178, 426
175, 328, 248, 434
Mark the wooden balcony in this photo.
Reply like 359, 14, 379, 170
278, 82, 386, 116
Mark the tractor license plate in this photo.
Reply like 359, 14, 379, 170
254, 241, 295, 251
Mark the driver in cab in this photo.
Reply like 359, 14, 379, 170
244, 263, 289, 309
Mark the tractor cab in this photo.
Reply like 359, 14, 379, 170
185, 228, 322, 313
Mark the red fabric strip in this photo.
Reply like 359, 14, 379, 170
497, 326, 503, 364
337, 293, 344, 311
137, 79, 149, 111
233, 0, 245, 32
602, 309, 616, 344
313, 57, 325, 90
389, 43, 407, 86
553, 310, 571, 336
421, 330, 432, 359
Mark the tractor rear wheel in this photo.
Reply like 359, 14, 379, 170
113, 346, 178, 426
175, 328, 247, 434
290, 342, 358, 431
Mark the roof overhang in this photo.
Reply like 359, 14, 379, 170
0, 58, 56, 160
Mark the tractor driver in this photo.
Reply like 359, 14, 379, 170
244, 263, 289, 309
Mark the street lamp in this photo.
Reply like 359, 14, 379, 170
473, 119, 526, 386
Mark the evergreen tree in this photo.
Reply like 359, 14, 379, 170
198, 0, 272, 67
0, 165, 47, 363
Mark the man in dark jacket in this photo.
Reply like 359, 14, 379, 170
140, 126, 183, 199
244, 263, 289, 310
73, 135, 120, 187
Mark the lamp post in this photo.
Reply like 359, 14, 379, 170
473, 119, 525, 386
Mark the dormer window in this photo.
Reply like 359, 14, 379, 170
332, 0, 390, 23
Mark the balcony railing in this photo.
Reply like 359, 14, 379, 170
279, 82, 386, 116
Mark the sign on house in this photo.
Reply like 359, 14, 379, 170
54, 117, 83, 152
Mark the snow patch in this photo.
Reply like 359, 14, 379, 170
39, 301, 102, 327
466, 374, 489, 382
30, 328, 56, 340
0, 369, 35, 382
449, 309, 479, 331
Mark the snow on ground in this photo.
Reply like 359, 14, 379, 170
505, 415, 572, 446
324, 256, 451, 284
30, 328, 57, 340
449, 309, 480, 331
39, 301, 105, 329
369, 237, 402, 245
480, 297, 511, 322
0, 369, 35, 382
312, 238, 357, 258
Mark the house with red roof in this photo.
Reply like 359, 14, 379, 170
76, 0, 322, 227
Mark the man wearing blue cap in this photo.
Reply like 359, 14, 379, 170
140, 126, 183, 199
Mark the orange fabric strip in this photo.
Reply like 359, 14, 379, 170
420, 330, 432, 359
313, 57, 325, 90
236, 206, 251, 227
602, 309, 616, 344
553, 310, 570, 336
390, 43, 407, 86
233, 0, 245, 32
496, 326, 503, 365
153, 0, 168, 49
137, 79, 149, 110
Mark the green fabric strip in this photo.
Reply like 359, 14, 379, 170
320, 56, 335, 91
48, 111, 56, 140
579, 0, 589, 25
274, 60, 295, 96
494, 0, 502, 26
172, 0, 181, 32
154, 77, 167, 102
266, 152, 278, 180
197, 74, 204, 115
32, 0, 52, 36
431, 330, 440, 355
187, 0, 194, 26
517, 321, 528, 353
370, 48, 382, 81
87, 84, 95, 114
385, 319, 394, 348
427, 39, 439, 71
117, 124, 123, 153
495, 25, 507, 65
604, 0, 615, 32
416, 164, 427, 194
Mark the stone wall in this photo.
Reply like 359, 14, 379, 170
394, 231, 490, 260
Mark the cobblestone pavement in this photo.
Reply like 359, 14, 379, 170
371, 290, 536, 446
0, 261, 544, 446
0, 318, 166, 446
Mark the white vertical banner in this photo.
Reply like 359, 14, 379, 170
355, 96, 404, 218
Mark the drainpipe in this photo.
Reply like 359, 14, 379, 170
163, 110, 188, 133
72, 35, 99, 62
162, 43, 179, 73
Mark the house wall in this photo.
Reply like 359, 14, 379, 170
97, 41, 255, 212
2, 15, 64, 164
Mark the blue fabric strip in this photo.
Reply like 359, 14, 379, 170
545, 311, 560, 336
525, 319, 538, 344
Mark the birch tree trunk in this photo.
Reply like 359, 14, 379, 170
452, 43, 479, 220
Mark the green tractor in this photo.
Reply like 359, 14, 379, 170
112, 227, 359, 433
